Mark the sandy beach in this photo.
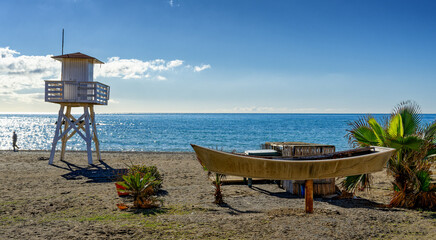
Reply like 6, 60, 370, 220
0, 150, 434, 239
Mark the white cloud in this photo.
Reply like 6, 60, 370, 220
169, 0, 180, 7
166, 60, 183, 68
0, 47, 60, 103
108, 98, 119, 104
0, 91, 45, 105
0, 47, 19, 58
156, 75, 167, 81
94, 57, 184, 80
0, 46, 210, 104
194, 64, 211, 72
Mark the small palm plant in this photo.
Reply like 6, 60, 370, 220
208, 172, 225, 204
118, 172, 157, 208
198, 146, 227, 205
128, 165, 163, 193
345, 101, 436, 209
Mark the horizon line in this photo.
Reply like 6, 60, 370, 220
2, 112, 436, 115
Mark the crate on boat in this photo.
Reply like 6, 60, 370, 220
263, 142, 335, 157
263, 142, 337, 196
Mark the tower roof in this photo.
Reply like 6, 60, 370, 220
52, 52, 104, 64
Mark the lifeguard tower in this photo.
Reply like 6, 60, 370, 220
45, 52, 110, 165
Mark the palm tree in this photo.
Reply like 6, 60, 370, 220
345, 101, 436, 209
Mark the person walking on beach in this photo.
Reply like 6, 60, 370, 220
12, 131, 19, 152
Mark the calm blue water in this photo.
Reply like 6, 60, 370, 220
1, 114, 435, 152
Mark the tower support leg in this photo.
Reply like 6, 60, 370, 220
49, 105, 65, 164
60, 106, 71, 161
84, 106, 93, 165
90, 105, 101, 161
49, 104, 99, 165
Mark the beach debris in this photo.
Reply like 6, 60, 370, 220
116, 203, 129, 210
115, 182, 130, 196
38, 157, 49, 161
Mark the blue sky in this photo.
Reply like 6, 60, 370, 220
0, 0, 435, 113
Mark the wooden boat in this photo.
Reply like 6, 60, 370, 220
191, 144, 396, 180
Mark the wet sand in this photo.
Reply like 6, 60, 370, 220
0, 150, 434, 239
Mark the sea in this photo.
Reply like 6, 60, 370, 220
1, 113, 435, 152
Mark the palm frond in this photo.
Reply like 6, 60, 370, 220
341, 174, 371, 193
368, 118, 387, 146
425, 148, 436, 159
392, 100, 421, 136
416, 170, 431, 192
387, 114, 403, 138
388, 135, 423, 151
423, 121, 436, 141
352, 126, 379, 146
346, 115, 375, 147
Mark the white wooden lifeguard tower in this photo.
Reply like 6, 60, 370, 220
45, 52, 110, 165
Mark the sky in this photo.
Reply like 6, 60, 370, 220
0, 0, 435, 113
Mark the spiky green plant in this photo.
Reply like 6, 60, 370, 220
200, 146, 226, 205
128, 165, 163, 193
345, 101, 436, 209
118, 172, 156, 208
208, 172, 225, 204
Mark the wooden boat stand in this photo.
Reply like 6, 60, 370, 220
48, 103, 101, 165
305, 180, 313, 213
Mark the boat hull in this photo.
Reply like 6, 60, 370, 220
191, 144, 395, 180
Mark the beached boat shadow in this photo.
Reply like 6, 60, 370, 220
423, 212, 436, 220
319, 198, 404, 212
52, 160, 128, 183
250, 186, 299, 199
217, 202, 262, 215
251, 186, 405, 212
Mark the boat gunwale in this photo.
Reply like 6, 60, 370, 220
191, 144, 395, 163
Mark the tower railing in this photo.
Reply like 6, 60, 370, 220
45, 80, 110, 105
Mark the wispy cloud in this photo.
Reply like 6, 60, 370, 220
156, 75, 167, 81
94, 57, 184, 79
0, 47, 209, 103
0, 47, 59, 103
194, 64, 211, 72
214, 106, 349, 113
215, 106, 290, 113
169, 0, 180, 7
108, 98, 119, 104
